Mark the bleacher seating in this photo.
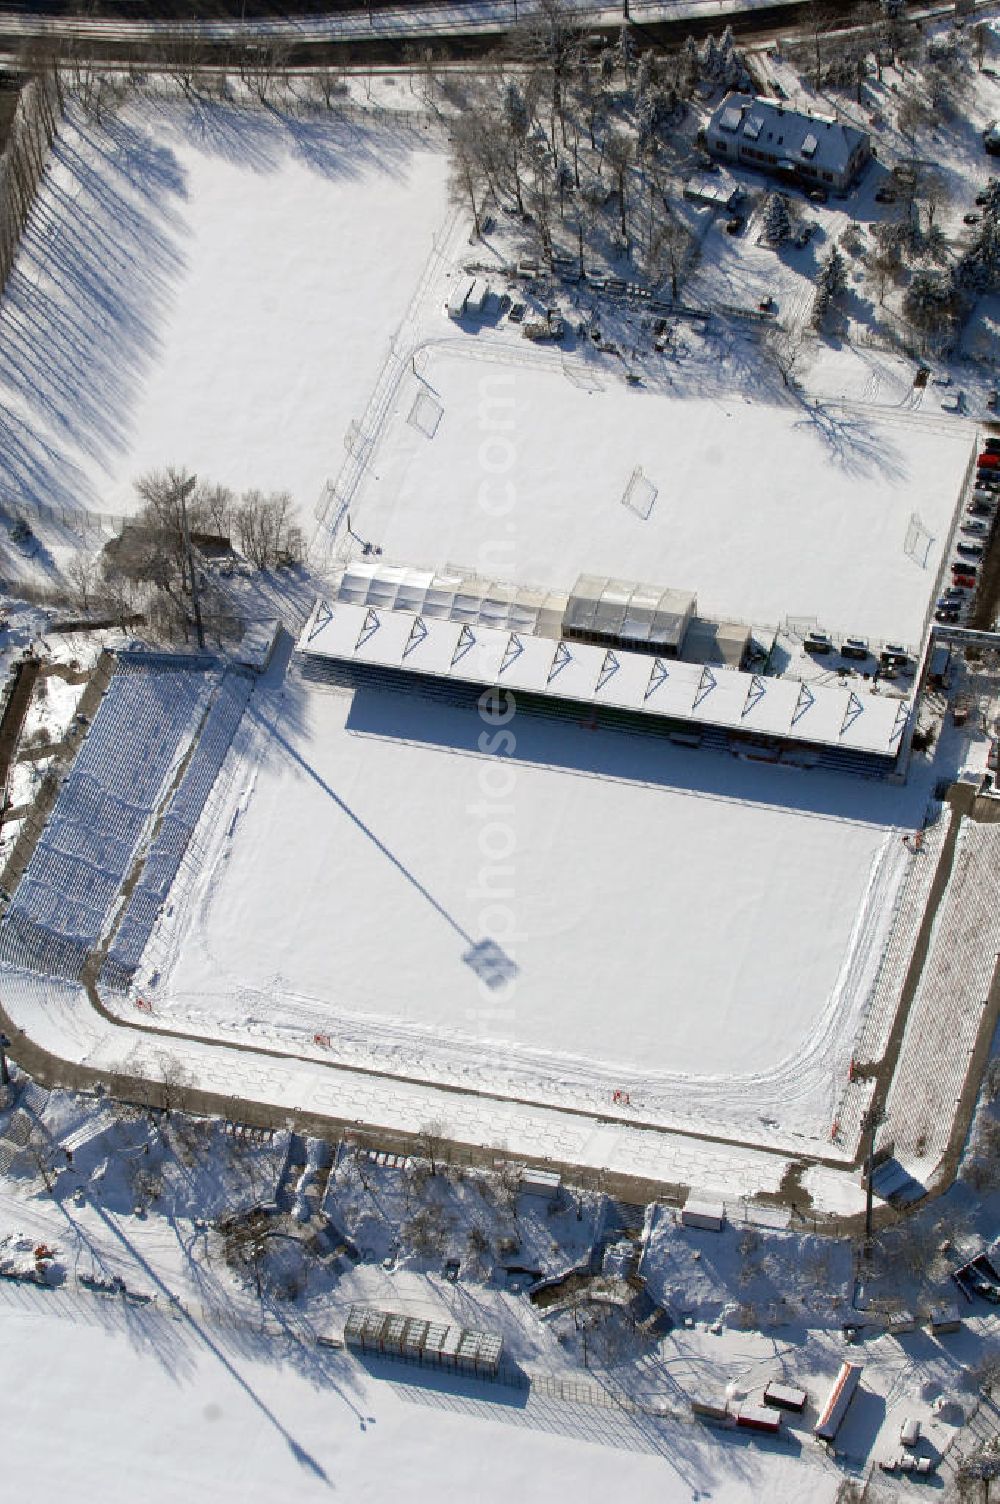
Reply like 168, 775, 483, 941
880, 821, 1000, 1176
102, 669, 253, 983
835, 816, 948, 1152
0, 658, 218, 979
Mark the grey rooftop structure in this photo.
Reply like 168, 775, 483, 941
706, 93, 871, 192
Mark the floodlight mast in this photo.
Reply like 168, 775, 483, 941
177, 474, 205, 651
862, 1103, 887, 1254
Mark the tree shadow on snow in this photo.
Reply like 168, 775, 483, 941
146, 89, 426, 187
0, 104, 189, 518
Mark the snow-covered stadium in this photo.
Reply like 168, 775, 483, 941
0, 91, 997, 1219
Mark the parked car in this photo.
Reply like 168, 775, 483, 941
984, 437, 1000, 453
962, 520, 990, 536
964, 212, 981, 225
880, 644, 911, 668
936, 609, 961, 623
978, 451, 1000, 468
804, 631, 833, 655
808, 186, 828, 204
957, 541, 985, 558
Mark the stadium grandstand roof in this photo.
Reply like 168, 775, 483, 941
299, 595, 911, 760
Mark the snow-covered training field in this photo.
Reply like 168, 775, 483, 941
347, 344, 973, 650
0, 95, 450, 533
135, 653, 936, 1145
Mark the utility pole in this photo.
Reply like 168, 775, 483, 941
861, 1104, 887, 1254
177, 474, 205, 651
0, 1031, 10, 1087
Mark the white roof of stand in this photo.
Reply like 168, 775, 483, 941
299, 599, 910, 759
331, 559, 566, 640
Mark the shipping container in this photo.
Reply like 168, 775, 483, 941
737, 1404, 781, 1434
764, 1381, 808, 1413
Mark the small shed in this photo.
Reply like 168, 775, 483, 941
236, 617, 281, 673
683, 173, 743, 211
466, 279, 490, 315
764, 1381, 807, 1413
691, 1397, 731, 1425
447, 275, 476, 320
681, 1197, 726, 1232
928, 643, 951, 688
927, 1303, 961, 1335
520, 1167, 562, 1197
737, 1404, 781, 1434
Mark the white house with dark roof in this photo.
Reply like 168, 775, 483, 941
705, 93, 871, 194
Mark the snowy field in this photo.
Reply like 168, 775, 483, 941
1, 1247, 845, 1504
0, 96, 450, 536
346, 344, 972, 648
136, 658, 933, 1143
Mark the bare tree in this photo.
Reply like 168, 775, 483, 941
234, 489, 302, 569
238, 39, 291, 107
310, 68, 346, 109
604, 130, 632, 245
151, 1050, 194, 1119
648, 209, 692, 299
450, 116, 489, 238
764, 325, 805, 391
65, 556, 98, 616
512, 0, 584, 150
405, 1204, 449, 1256
416, 1119, 448, 1177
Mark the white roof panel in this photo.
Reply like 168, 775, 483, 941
298, 600, 906, 758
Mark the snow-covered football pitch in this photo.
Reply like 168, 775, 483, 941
138, 654, 938, 1148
